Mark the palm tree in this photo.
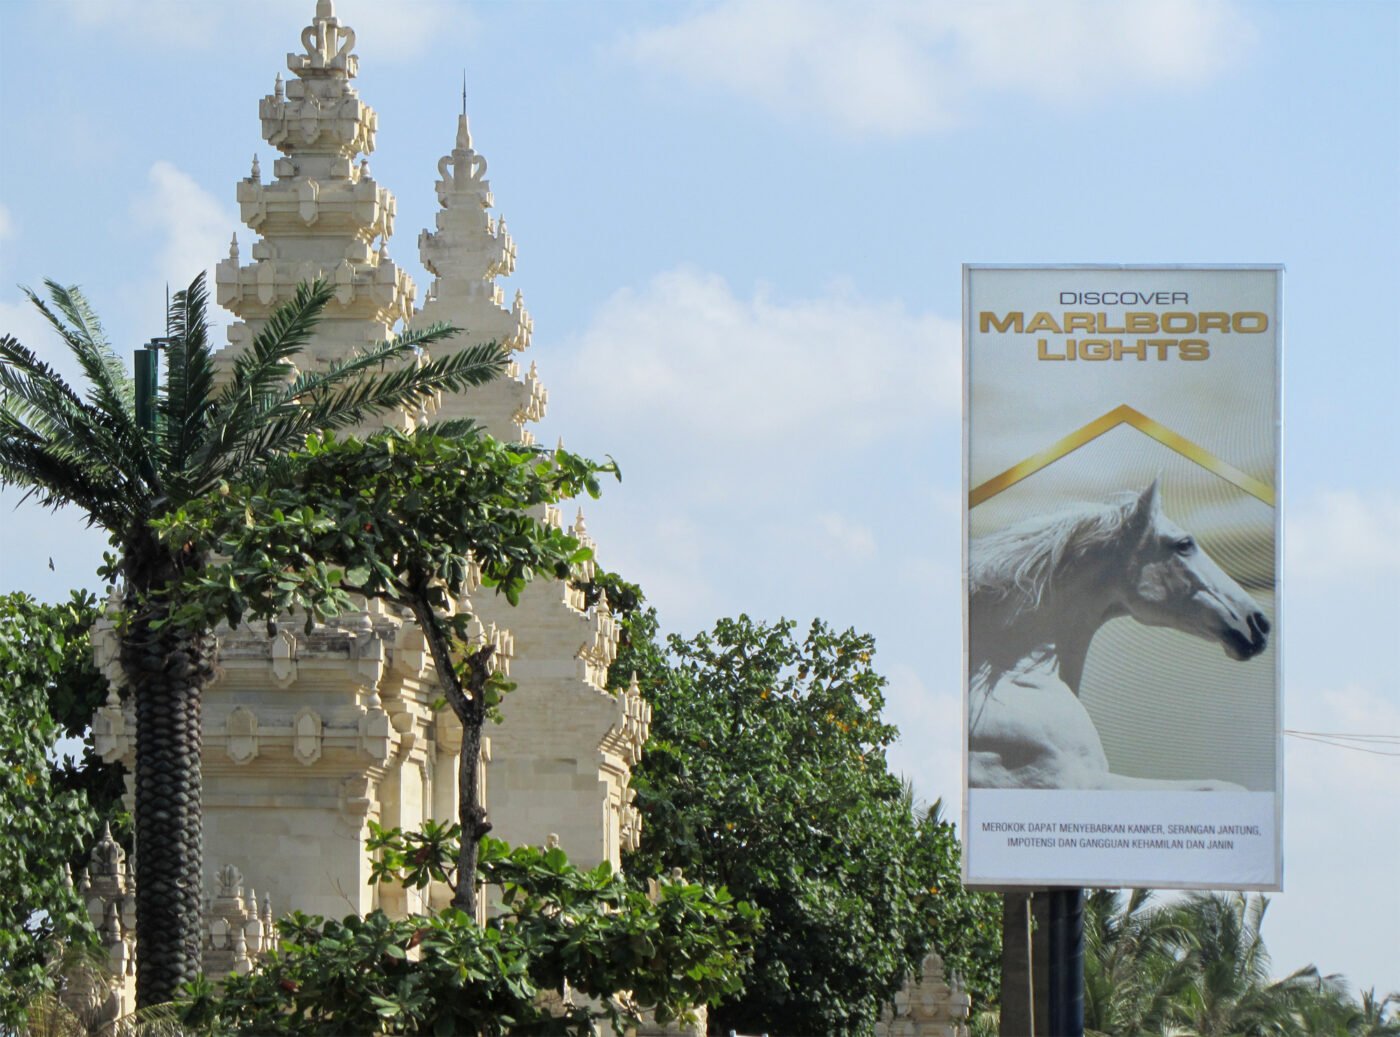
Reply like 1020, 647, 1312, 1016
1356, 989, 1400, 1037
1083, 888, 1198, 1036
1164, 892, 1317, 1037
0, 274, 505, 1008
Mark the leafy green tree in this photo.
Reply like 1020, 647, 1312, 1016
180, 831, 758, 1036
155, 428, 616, 918
617, 609, 1000, 1037
0, 274, 507, 1007
0, 592, 101, 1028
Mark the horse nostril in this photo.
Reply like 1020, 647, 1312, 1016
1250, 611, 1271, 640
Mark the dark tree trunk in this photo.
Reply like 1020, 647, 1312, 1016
453, 709, 490, 918
409, 595, 493, 919
122, 537, 213, 1008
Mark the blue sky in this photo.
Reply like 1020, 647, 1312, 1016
1, 0, 1396, 996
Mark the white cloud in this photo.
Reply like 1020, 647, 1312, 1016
817, 512, 876, 560
883, 662, 963, 810
562, 267, 959, 448
624, 0, 1256, 135
545, 266, 958, 633
588, 511, 725, 635
1286, 488, 1400, 587
129, 161, 239, 315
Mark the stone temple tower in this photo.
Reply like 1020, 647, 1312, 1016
412, 105, 651, 868
94, 0, 648, 941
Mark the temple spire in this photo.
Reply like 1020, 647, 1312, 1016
216, 0, 415, 366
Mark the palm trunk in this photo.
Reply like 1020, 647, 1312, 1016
122, 536, 214, 1008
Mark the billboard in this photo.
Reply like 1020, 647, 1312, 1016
961, 265, 1282, 890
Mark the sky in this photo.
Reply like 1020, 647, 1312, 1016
1, 0, 1396, 998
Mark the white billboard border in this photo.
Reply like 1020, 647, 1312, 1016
957, 263, 1285, 892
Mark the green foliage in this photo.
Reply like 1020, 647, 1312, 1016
0, 593, 101, 1028
620, 611, 1000, 1037
1, 275, 496, 544
24, 591, 129, 849
156, 424, 618, 919
183, 832, 758, 1036
152, 428, 609, 641
2, 273, 516, 1004
571, 568, 644, 617
1079, 890, 1400, 1037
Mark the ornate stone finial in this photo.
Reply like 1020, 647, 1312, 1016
250, 154, 261, 183
93, 822, 124, 877
289, 0, 358, 79
456, 112, 472, 151
574, 508, 587, 537
274, 72, 284, 100
229, 233, 240, 261
217, 864, 243, 899
628, 671, 641, 696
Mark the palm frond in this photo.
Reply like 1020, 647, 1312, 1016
18, 284, 155, 492
0, 419, 131, 529
189, 279, 335, 481
0, 335, 145, 520
418, 417, 485, 440
195, 336, 506, 488
159, 272, 217, 475
295, 337, 504, 420
26, 282, 134, 426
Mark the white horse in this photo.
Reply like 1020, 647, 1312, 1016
968, 480, 1269, 790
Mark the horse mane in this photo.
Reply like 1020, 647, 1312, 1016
971, 493, 1139, 620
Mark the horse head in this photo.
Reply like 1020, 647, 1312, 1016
1117, 480, 1270, 661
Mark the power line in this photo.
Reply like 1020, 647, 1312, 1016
1285, 731, 1400, 757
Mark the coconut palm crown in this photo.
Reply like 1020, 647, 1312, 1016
0, 273, 505, 1008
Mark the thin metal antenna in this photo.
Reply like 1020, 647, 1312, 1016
462, 70, 467, 116
165, 282, 171, 336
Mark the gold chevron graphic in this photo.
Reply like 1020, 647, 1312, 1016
969, 404, 1276, 508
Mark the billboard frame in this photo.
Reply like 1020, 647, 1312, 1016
959, 263, 1284, 892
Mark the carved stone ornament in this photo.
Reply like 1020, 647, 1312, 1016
226, 707, 260, 764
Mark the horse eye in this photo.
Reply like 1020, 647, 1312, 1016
1174, 537, 1196, 555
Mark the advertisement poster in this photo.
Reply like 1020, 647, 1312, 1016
962, 265, 1282, 890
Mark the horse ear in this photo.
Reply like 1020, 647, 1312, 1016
1125, 478, 1162, 534
1143, 476, 1163, 515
